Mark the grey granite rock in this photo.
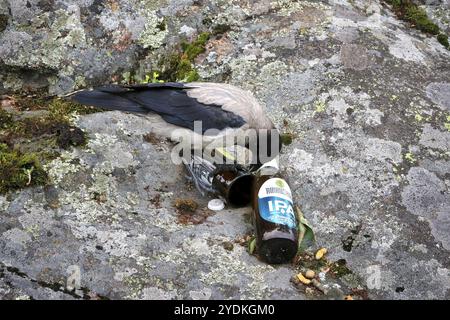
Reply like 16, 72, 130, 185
1, 0, 449, 300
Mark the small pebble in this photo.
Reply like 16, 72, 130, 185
315, 247, 328, 260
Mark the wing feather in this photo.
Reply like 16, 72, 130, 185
186, 82, 274, 129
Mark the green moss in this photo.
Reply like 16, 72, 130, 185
437, 33, 449, 49
140, 71, 165, 84
1, 99, 91, 145
1, 96, 96, 169
176, 58, 195, 80
404, 5, 439, 35
12, 96, 49, 111
47, 98, 100, 121
384, 0, 446, 47
157, 32, 211, 82
280, 133, 294, 146
182, 32, 210, 61
0, 143, 48, 194
0, 96, 101, 193
0, 14, 8, 33
184, 70, 200, 82
329, 259, 353, 278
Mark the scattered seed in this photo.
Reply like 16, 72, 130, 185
305, 270, 316, 279
297, 273, 311, 285
315, 247, 328, 260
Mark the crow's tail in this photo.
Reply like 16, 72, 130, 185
66, 88, 147, 113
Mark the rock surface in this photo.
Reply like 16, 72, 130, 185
1, 0, 450, 299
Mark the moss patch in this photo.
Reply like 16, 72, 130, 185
181, 32, 210, 61
0, 96, 101, 193
280, 132, 294, 146
1, 98, 96, 148
174, 198, 198, 213
384, 0, 448, 49
156, 32, 210, 82
329, 259, 353, 278
437, 33, 449, 49
0, 143, 48, 194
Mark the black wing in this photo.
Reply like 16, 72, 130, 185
68, 83, 246, 133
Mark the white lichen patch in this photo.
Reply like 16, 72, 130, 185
90, 134, 138, 168
199, 242, 275, 299
2, 228, 32, 248
328, 98, 352, 128
419, 124, 450, 151
88, 133, 119, 149
140, 286, 178, 300
365, 138, 402, 164
45, 150, 86, 185
0, 195, 9, 212
389, 33, 426, 63
358, 108, 384, 126
11, 6, 86, 69
273, 0, 330, 17
138, 10, 167, 49
114, 267, 139, 281
208, 1, 249, 26
147, 208, 185, 232
310, 213, 356, 237
19, 200, 56, 232
189, 287, 212, 300
96, 229, 146, 258
370, 224, 400, 265
61, 188, 120, 225
287, 149, 314, 172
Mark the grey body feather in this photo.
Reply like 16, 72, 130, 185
187, 82, 274, 130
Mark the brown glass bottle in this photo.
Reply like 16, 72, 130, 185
252, 158, 298, 264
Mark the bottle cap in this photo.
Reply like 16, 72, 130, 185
208, 198, 225, 211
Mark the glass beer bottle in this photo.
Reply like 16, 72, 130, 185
252, 157, 298, 264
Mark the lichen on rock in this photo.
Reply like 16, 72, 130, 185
138, 10, 168, 49
1, 0, 450, 301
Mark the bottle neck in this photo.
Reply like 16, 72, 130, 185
258, 156, 279, 176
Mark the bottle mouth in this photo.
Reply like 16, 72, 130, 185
227, 174, 254, 207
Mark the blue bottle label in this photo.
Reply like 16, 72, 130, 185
258, 178, 296, 229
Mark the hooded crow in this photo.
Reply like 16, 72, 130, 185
67, 82, 280, 166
